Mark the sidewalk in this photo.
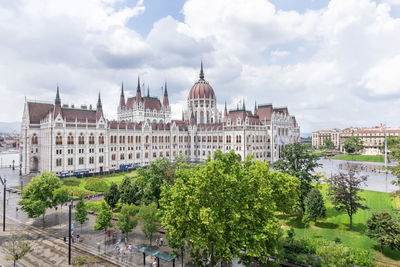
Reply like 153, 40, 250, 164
1, 191, 182, 266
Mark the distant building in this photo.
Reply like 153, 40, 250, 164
312, 127, 400, 155
20, 63, 300, 175
312, 129, 341, 149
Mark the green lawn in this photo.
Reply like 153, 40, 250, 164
331, 154, 384, 163
286, 185, 400, 264
62, 170, 138, 196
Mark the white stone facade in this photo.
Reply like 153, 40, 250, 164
20, 67, 300, 176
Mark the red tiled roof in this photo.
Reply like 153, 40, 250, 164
28, 102, 54, 124
62, 108, 97, 123
257, 105, 273, 121
143, 97, 162, 110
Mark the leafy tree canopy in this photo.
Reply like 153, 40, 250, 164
138, 202, 159, 245
304, 187, 326, 223
343, 136, 363, 154
75, 197, 89, 232
273, 143, 321, 212
117, 203, 139, 239
366, 210, 400, 253
18, 172, 62, 220
104, 182, 120, 208
93, 201, 113, 232
160, 150, 300, 266
327, 169, 368, 230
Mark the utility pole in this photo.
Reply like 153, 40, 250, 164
68, 201, 72, 265
0, 176, 6, 232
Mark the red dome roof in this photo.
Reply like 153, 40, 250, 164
188, 80, 216, 100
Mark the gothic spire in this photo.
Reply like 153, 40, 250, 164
242, 98, 246, 110
55, 84, 61, 105
147, 85, 150, 97
164, 81, 168, 97
163, 81, 169, 106
199, 60, 204, 80
97, 92, 102, 109
254, 101, 257, 111
137, 76, 141, 93
119, 81, 126, 108
224, 101, 228, 116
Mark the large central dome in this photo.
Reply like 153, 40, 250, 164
188, 62, 216, 100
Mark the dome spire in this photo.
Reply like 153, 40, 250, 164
97, 92, 102, 109
199, 60, 204, 80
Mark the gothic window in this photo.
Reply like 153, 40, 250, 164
78, 133, 84, 145
89, 156, 94, 164
56, 133, 62, 145
98, 134, 104, 144
68, 158, 73, 166
200, 111, 204, 124
112, 154, 116, 161
99, 156, 104, 163
79, 157, 84, 165
89, 133, 95, 144
56, 158, 62, 167
67, 134, 74, 145
31, 134, 38, 145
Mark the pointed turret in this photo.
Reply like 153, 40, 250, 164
119, 82, 125, 108
254, 101, 257, 115
242, 98, 246, 111
54, 85, 62, 119
97, 92, 102, 109
136, 76, 142, 103
55, 85, 61, 105
97, 92, 104, 120
163, 81, 169, 106
224, 101, 228, 116
147, 86, 150, 97
199, 60, 204, 80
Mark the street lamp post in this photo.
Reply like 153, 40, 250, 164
12, 160, 15, 170
68, 201, 72, 265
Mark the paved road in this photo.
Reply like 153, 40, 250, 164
0, 190, 180, 267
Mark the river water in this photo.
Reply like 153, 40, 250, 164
316, 158, 398, 193
0, 152, 19, 169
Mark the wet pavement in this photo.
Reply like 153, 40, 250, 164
317, 158, 398, 193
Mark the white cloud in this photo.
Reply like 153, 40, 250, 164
2, 0, 400, 133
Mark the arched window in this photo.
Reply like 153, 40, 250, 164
98, 134, 104, 144
200, 111, 204, 124
67, 133, 74, 145
56, 133, 62, 145
78, 133, 85, 145
31, 134, 38, 145
89, 133, 95, 144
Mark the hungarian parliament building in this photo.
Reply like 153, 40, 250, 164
20, 64, 300, 176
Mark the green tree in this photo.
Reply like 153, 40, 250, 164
381, 136, 400, 152
117, 204, 138, 240
18, 172, 62, 222
160, 151, 300, 266
304, 187, 326, 223
1, 229, 33, 267
138, 202, 159, 246
327, 169, 368, 230
273, 143, 320, 212
366, 210, 400, 253
324, 138, 334, 150
53, 187, 70, 215
74, 197, 88, 234
119, 176, 132, 204
137, 158, 175, 204
343, 136, 364, 157
93, 202, 113, 252
104, 182, 120, 209
316, 241, 353, 267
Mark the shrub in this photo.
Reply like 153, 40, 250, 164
84, 178, 109, 192
65, 186, 93, 197
62, 177, 81, 187
85, 200, 106, 212
350, 248, 374, 267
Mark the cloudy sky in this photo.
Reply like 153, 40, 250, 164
1, 0, 400, 133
